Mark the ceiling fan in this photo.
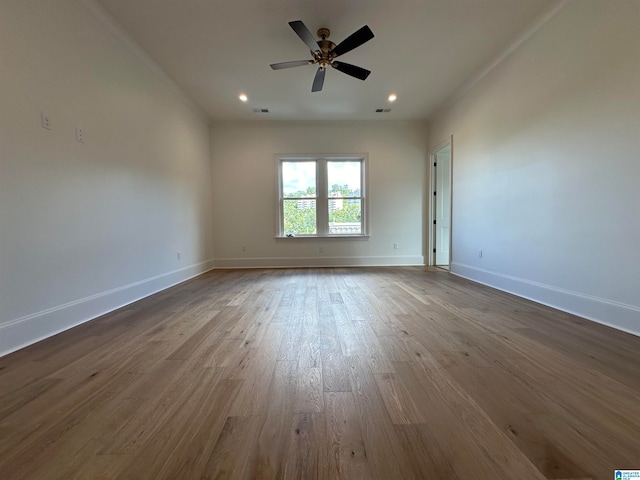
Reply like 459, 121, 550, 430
270, 20, 374, 92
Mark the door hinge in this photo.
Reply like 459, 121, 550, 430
433, 191, 437, 196
433, 248, 436, 253
434, 162, 437, 167
433, 220, 436, 225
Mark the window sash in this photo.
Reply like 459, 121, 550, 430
328, 197, 363, 235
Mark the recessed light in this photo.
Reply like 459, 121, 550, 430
239, 94, 248, 102
388, 94, 397, 102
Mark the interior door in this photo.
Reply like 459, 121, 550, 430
434, 144, 451, 266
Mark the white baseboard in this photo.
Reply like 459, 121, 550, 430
214, 255, 425, 269
451, 262, 640, 337
0, 259, 215, 357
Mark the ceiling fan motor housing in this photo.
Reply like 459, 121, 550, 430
314, 29, 336, 68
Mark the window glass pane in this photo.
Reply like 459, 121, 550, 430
329, 198, 361, 234
327, 161, 361, 198
282, 161, 316, 198
283, 199, 317, 235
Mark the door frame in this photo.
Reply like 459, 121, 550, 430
428, 136, 453, 267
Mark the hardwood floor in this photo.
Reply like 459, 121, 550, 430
1, 267, 639, 479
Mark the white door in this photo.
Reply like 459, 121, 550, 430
434, 144, 451, 266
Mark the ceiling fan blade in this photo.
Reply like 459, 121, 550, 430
332, 61, 371, 81
311, 67, 326, 92
289, 20, 320, 53
332, 25, 374, 58
270, 60, 313, 70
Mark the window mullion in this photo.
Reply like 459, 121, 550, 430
317, 158, 328, 236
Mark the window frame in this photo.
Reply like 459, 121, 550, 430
276, 154, 369, 238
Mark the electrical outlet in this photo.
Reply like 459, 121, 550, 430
177, 251, 181, 260
319, 247, 323, 253
242, 245, 246, 252
75, 127, 84, 143
41, 113, 52, 130
393, 242, 399, 249
478, 249, 483, 258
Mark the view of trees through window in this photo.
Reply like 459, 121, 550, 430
283, 193, 317, 235
327, 183, 362, 234
281, 160, 363, 236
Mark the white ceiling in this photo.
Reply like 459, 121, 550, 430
94, 0, 554, 121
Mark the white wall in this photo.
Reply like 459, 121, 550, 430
429, 0, 640, 335
0, 0, 214, 356
211, 121, 428, 268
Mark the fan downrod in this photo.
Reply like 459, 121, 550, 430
317, 28, 330, 40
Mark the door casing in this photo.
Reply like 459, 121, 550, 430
428, 137, 453, 267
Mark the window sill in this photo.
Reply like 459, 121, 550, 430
275, 235, 370, 240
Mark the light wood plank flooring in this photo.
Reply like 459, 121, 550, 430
1, 267, 639, 479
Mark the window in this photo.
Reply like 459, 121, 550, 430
277, 155, 368, 237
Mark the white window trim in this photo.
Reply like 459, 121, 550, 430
276, 154, 370, 238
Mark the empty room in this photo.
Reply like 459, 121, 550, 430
1, 0, 639, 479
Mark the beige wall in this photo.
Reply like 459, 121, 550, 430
429, 0, 640, 335
211, 121, 428, 267
0, 0, 214, 355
